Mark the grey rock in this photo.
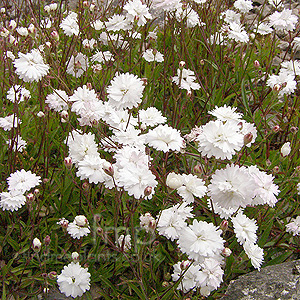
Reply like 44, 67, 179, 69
221, 260, 300, 300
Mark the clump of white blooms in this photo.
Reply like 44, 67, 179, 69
67, 215, 90, 239
142, 49, 164, 62
124, 0, 152, 26
172, 67, 201, 92
60, 12, 79, 36
268, 9, 298, 32
7, 85, 30, 103
46, 89, 69, 112
57, 262, 91, 298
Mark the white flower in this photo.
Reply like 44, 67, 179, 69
231, 212, 258, 245
257, 23, 273, 35
234, 0, 253, 13
91, 19, 104, 30
139, 107, 166, 127
172, 68, 200, 91
228, 22, 249, 43
7, 85, 31, 103
208, 164, 256, 210
171, 261, 201, 292
91, 51, 113, 63
117, 234, 131, 251
124, 0, 152, 26
66, 131, 99, 165
177, 219, 225, 262
76, 155, 108, 184
74, 215, 88, 227
209, 105, 242, 122
117, 164, 157, 199
197, 258, 224, 292
60, 12, 79, 36
0, 114, 20, 131
207, 199, 236, 219
269, 9, 298, 32
7, 169, 41, 194
7, 135, 27, 152
292, 37, 300, 51
222, 10, 241, 24
175, 5, 202, 28
146, 124, 184, 152
150, 0, 181, 12
105, 14, 131, 31
267, 73, 296, 96
16, 27, 28, 36
166, 172, 183, 189
67, 219, 90, 239
66, 53, 88, 78
46, 89, 69, 112
286, 216, 300, 236
32, 238, 42, 251
280, 60, 300, 77
82, 38, 96, 50
142, 49, 164, 62
157, 203, 193, 241
13, 49, 50, 82
281, 142, 291, 157
107, 73, 145, 110
0, 191, 26, 211
196, 120, 244, 160
297, 183, 300, 195
112, 126, 145, 149
140, 213, 156, 232
57, 262, 91, 298
248, 166, 280, 207
177, 173, 207, 203
243, 242, 264, 270
239, 121, 257, 147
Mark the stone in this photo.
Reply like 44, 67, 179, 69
221, 260, 300, 300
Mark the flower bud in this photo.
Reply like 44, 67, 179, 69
51, 30, 59, 41
44, 5, 50, 12
44, 235, 51, 246
32, 238, 42, 252
0, 28, 9, 37
179, 61, 185, 68
45, 42, 51, 48
273, 166, 279, 173
83, 1, 89, 7
60, 110, 69, 120
272, 125, 280, 133
37, 111, 45, 118
58, 218, 69, 228
144, 186, 152, 197
281, 142, 291, 157
222, 247, 232, 257
254, 60, 260, 68
244, 132, 253, 145
34, 188, 40, 196
90, 3, 95, 11
86, 82, 92, 90
219, 220, 228, 232
8, 35, 16, 44
27, 193, 35, 201
28, 24, 36, 34
193, 164, 202, 175
71, 251, 79, 261
1, 7, 6, 13
166, 172, 183, 189
180, 260, 190, 270
291, 126, 298, 133
103, 161, 114, 176
8, 20, 17, 31
74, 215, 88, 227
49, 3, 58, 10
141, 78, 148, 86
48, 271, 57, 279
82, 181, 90, 190
273, 84, 281, 92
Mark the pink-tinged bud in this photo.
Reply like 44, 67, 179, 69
273, 166, 279, 173
94, 214, 101, 222
273, 125, 280, 133
28, 24, 36, 34
44, 235, 51, 246
86, 82, 92, 90
144, 186, 152, 197
180, 261, 190, 270
83, 1, 89, 7
187, 90, 192, 97
60, 110, 69, 120
42, 272, 48, 278
34, 188, 40, 196
222, 247, 232, 257
43, 178, 49, 184
64, 157, 72, 169
48, 271, 57, 279
179, 61, 185, 68
162, 281, 169, 287
27, 193, 35, 201
51, 30, 59, 41
91, 119, 98, 127
71, 251, 79, 261
32, 238, 42, 252
8, 20, 17, 31
273, 84, 281, 92
254, 60, 260, 68
45, 41, 51, 48
244, 132, 253, 145
59, 218, 69, 229
96, 227, 103, 235
152, 240, 160, 247
266, 159, 271, 166
74, 215, 88, 227
1, 7, 6, 13
82, 181, 90, 190
193, 164, 202, 175
141, 78, 147, 86
219, 220, 228, 232
90, 3, 95, 11
103, 161, 114, 176
291, 126, 298, 133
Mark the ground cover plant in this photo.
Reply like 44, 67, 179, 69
0, 0, 300, 298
